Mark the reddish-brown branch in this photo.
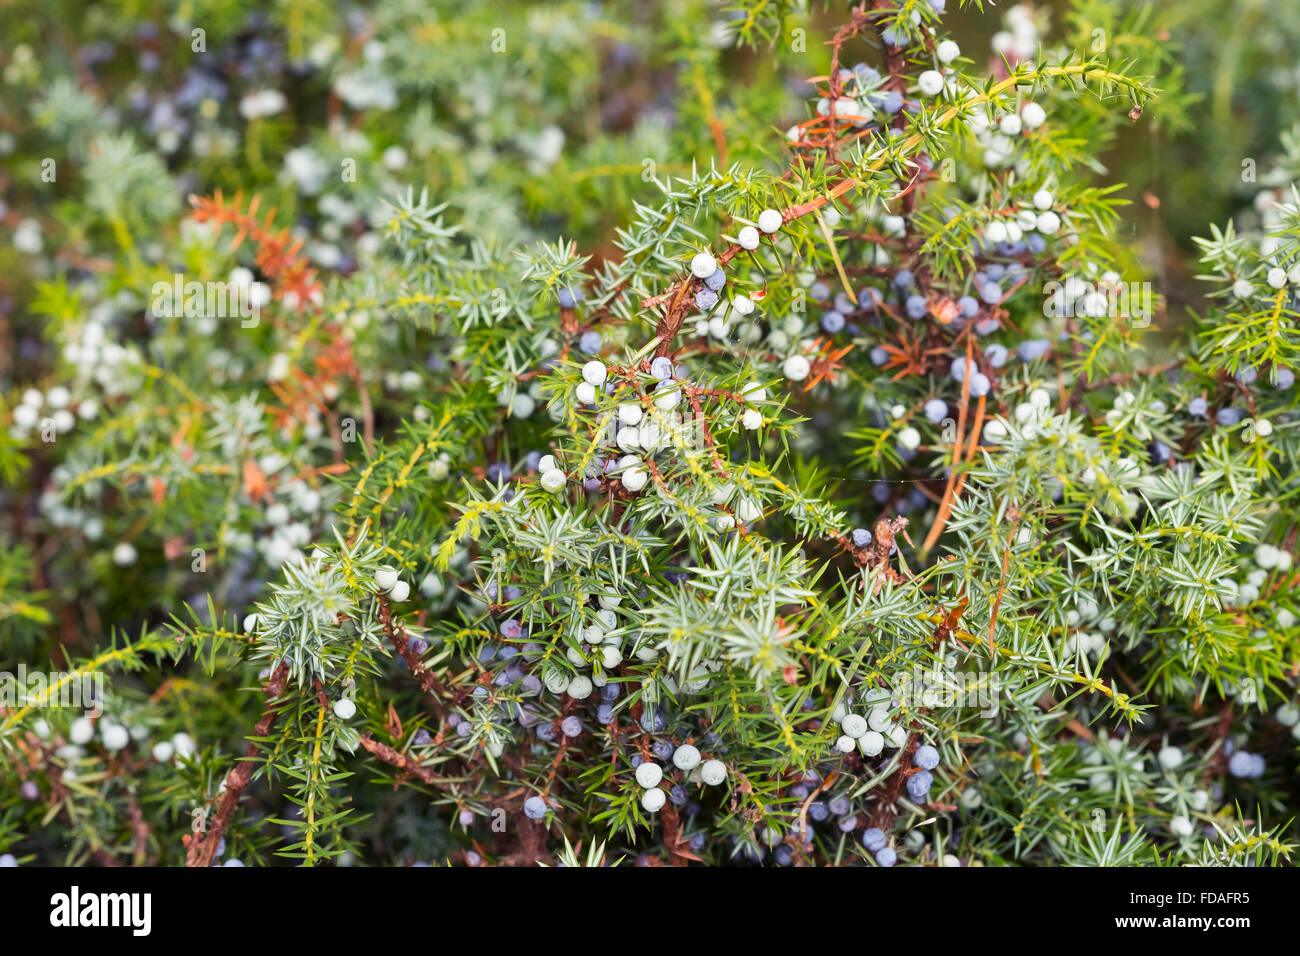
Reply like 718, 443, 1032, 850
185, 661, 289, 867
378, 594, 451, 720
357, 733, 446, 786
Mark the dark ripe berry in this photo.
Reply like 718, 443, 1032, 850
1018, 339, 1051, 361
906, 770, 933, 801
914, 745, 939, 770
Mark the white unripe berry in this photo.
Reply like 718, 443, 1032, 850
333, 698, 357, 720
616, 426, 642, 452
621, 467, 648, 492
985, 221, 1008, 244
13, 404, 37, 430
540, 469, 566, 493
936, 39, 960, 63
832, 96, 858, 118
635, 762, 664, 789
700, 759, 728, 786
918, 70, 945, 96
1255, 419, 1273, 438
152, 741, 174, 762
537, 454, 556, 474
641, 787, 667, 813
836, 735, 856, 753
112, 542, 138, 567
783, 354, 811, 382
691, 252, 717, 278
172, 732, 195, 758
70, 717, 94, 745
581, 360, 607, 386
1020, 102, 1046, 129
897, 426, 921, 451
741, 408, 763, 430
102, 722, 129, 751
999, 114, 1023, 136
1267, 267, 1287, 289
732, 294, 755, 316
601, 645, 622, 668
861, 731, 885, 756
672, 745, 702, 770
737, 498, 761, 524
576, 382, 597, 404
841, 713, 868, 738
1169, 815, 1195, 837
654, 385, 681, 410
1157, 745, 1184, 771
738, 225, 760, 250
757, 209, 783, 234
1233, 279, 1253, 298
567, 675, 594, 699
618, 403, 643, 426
1276, 704, 1300, 727
1033, 189, 1053, 211
1036, 211, 1061, 234
389, 580, 411, 602
511, 392, 536, 418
